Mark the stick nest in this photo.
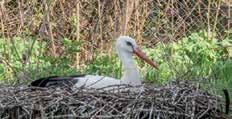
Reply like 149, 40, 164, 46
0, 82, 227, 119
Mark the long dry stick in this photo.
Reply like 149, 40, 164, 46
213, 0, 221, 34
75, 0, 80, 68
227, 1, 231, 37
18, 0, 24, 34
122, 0, 134, 35
0, 0, 5, 37
98, 0, 103, 55
207, 0, 211, 39
45, 0, 56, 57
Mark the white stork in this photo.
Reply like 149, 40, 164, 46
30, 36, 158, 90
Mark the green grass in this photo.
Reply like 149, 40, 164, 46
0, 31, 231, 90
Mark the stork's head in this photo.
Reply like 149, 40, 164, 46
116, 36, 137, 53
116, 36, 158, 69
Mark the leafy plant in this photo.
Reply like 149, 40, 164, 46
0, 37, 81, 84
85, 53, 121, 79
140, 31, 231, 85
0, 37, 45, 83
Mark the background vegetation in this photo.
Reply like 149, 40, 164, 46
0, 0, 231, 93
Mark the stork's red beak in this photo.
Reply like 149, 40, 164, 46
133, 47, 158, 70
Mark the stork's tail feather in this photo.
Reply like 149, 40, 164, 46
223, 89, 230, 114
29, 76, 59, 87
29, 75, 85, 87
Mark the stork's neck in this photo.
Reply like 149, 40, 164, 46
117, 50, 141, 86
118, 51, 134, 69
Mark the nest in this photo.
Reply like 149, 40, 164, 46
0, 83, 227, 119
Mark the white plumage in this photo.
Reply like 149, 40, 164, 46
73, 36, 157, 89
30, 36, 158, 90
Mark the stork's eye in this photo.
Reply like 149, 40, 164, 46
126, 41, 133, 47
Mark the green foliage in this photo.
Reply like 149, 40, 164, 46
0, 31, 231, 88
141, 31, 231, 85
85, 53, 121, 79
212, 60, 232, 89
41, 38, 81, 76
0, 37, 80, 84
175, 32, 219, 76
0, 37, 44, 83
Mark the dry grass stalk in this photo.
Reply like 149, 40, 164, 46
75, 0, 80, 68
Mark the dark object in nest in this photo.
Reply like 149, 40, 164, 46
223, 89, 230, 115
29, 75, 85, 88
0, 83, 229, 119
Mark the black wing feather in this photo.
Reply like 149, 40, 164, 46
29, 75, 85, 87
